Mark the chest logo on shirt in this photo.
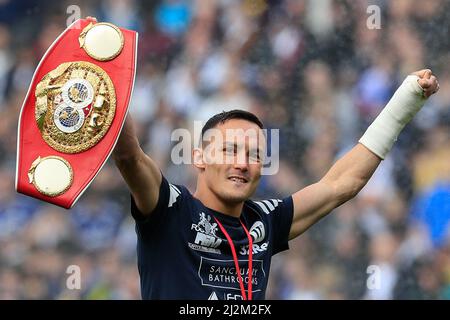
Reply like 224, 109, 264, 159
189, 212, 222, 254
239, 221, 269, 256
198, 257, 266, 295
249, 221, 265, 243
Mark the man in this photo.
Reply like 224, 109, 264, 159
113, 69, 439, 300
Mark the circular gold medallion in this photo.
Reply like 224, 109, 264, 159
35, 61, 116, 153
81, 23, 124, 61
29, 156, 73, 197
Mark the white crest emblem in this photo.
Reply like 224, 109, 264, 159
191, 212, 218, 237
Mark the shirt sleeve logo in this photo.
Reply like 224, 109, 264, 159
253, 199, 282, 214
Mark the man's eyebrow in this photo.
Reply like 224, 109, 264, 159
222, 141, 263, 150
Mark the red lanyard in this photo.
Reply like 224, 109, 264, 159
213, 217, 253, 300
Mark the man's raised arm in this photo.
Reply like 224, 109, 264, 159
113, 116, 162, 217
288, 69, 440, 240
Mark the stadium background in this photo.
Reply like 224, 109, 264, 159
0, 0, 449, 299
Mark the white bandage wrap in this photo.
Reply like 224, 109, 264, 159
359, 75, 427, 159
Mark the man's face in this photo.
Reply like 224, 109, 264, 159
199, 119, 266, 204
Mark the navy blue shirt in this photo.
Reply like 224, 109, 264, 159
131, 176, 293, 300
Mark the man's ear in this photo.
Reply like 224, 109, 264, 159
192, 148, 205, 170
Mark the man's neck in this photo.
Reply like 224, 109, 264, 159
193, 189, 244, 218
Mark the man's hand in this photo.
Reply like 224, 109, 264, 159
413, 69, 440, 98
86, 16, 97, 22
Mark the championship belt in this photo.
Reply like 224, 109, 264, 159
15, 18, 138, 209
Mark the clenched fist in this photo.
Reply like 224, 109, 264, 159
413, 69, 440, 98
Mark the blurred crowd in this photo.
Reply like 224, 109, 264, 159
0, 0, 449, 299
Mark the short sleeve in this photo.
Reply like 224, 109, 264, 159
252, 197, 294, 255
271, 196, 294, 254
131, 175, 183, 237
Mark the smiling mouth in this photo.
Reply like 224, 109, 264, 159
228, 176, 249, 183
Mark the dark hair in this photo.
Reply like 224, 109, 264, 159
201, 109, 264, 139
